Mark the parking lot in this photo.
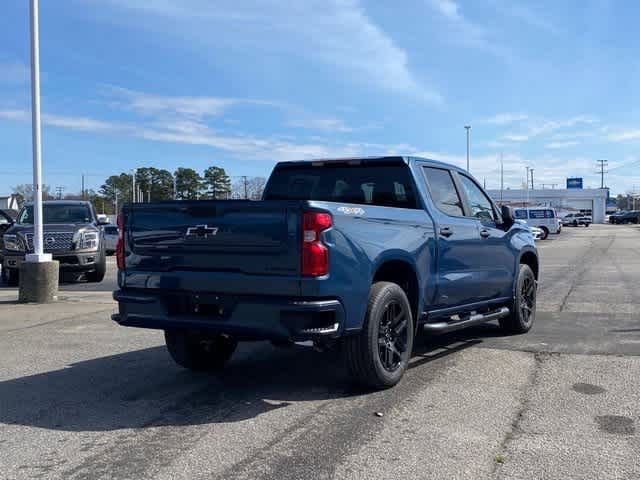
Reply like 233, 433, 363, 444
0, 224, 638, 479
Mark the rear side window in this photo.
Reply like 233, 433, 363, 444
529, 209, 555, 219
422, 167, 464, 216
264, 163, 419, 208
458, 174, 496, 221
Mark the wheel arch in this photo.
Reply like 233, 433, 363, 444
518, 249, 539, 280
371, 257, 421, 333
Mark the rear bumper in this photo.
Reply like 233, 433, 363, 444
3, 251, 101, 271
112, 289, 346, 341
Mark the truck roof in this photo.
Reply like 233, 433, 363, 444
24, 200, 92, 206
273, 155, 463, 172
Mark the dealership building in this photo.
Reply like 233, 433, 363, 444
486, 187, 609, 223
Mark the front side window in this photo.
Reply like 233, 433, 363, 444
423, 167, 464, 216
458, 174, 496, 222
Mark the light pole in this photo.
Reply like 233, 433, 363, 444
20, 0, 58, 303
464, 126, 471, 172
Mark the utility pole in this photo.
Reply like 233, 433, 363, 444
173, 176, 177, 200
242, 175, 248, 199
464, 126, 471, 172
596, 159, 608, 189
530, 169, 534, 190
131, 169, 136, 203
500, 152, 504, 202
525, 167, 530, 207
81, 174, 85, 200
114, 190, 118, 214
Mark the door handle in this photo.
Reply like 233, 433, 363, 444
480, 229, 490, 238
439, 226, 453, 237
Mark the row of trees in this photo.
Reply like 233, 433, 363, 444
12, 166, 267, 215
615, 194, 640, 211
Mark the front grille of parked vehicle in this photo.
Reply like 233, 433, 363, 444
25, 232, 74, 252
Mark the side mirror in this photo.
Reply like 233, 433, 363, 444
500, 205, 515, 227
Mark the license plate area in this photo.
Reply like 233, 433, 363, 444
165, 293, 237, 320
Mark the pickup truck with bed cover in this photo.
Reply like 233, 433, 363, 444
113, 156, 538, 389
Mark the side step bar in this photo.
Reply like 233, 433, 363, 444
422, 307, 510, 334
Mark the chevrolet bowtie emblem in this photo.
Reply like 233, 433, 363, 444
186, 225, 218, 238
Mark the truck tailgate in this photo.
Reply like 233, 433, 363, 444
126, 200, 301, 278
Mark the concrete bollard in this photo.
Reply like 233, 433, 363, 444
18, 261, 59, 303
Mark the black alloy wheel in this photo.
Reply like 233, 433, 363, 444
519, 274, 536, 329
377, 300, 410, 373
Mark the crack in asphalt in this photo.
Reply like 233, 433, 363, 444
491, 351, 551, 477
557, 235, 615, 312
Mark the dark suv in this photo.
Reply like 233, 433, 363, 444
1, 201, 107, 286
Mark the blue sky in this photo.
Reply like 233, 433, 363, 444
2, 0, 640, 195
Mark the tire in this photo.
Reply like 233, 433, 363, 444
573, 220, 578, 227
344, 282, 414, 390
7, 268, 19, 287
539, 227, 549, 240
584, 223, 590, 228
500, 264, 536, 334
165, 330, 237, 371
86, 253, 106, 282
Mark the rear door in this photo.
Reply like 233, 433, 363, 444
421, 166, 483, 309
455, 172, 515, 301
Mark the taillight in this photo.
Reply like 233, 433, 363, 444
302, 212, 332, 277
116, 211, 125, 270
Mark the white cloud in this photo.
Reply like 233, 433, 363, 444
103, 86, 275, 120
484, 113, 528, 125
99, 0, 441, 104
0, 62, 29, 84
503, 134, 529, 142
486, 0, 559, 34
0, 107, 360, 161
426, 0, 509, 58
545, 141, 579, 149
606, 128, 640, 142
287, 117, 354, 133
502, 115, 598, 142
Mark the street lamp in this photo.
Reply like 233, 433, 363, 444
464, 126, 471, 172
20, 0, 59, 303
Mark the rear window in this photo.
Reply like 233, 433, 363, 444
264, 162, 419, 209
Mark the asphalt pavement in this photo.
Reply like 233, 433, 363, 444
0, 224, 639, 479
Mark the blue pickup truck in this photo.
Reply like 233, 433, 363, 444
113, 156, 538, 389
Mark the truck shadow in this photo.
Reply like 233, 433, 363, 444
0, 332, 482, 433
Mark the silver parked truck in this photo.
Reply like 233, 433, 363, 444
1, 200, 108, 286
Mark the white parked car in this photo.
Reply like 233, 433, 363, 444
530, 226, 544, 241
102, 224, 119, 255
561, 213, 591, 227
513, 207, 560, 240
